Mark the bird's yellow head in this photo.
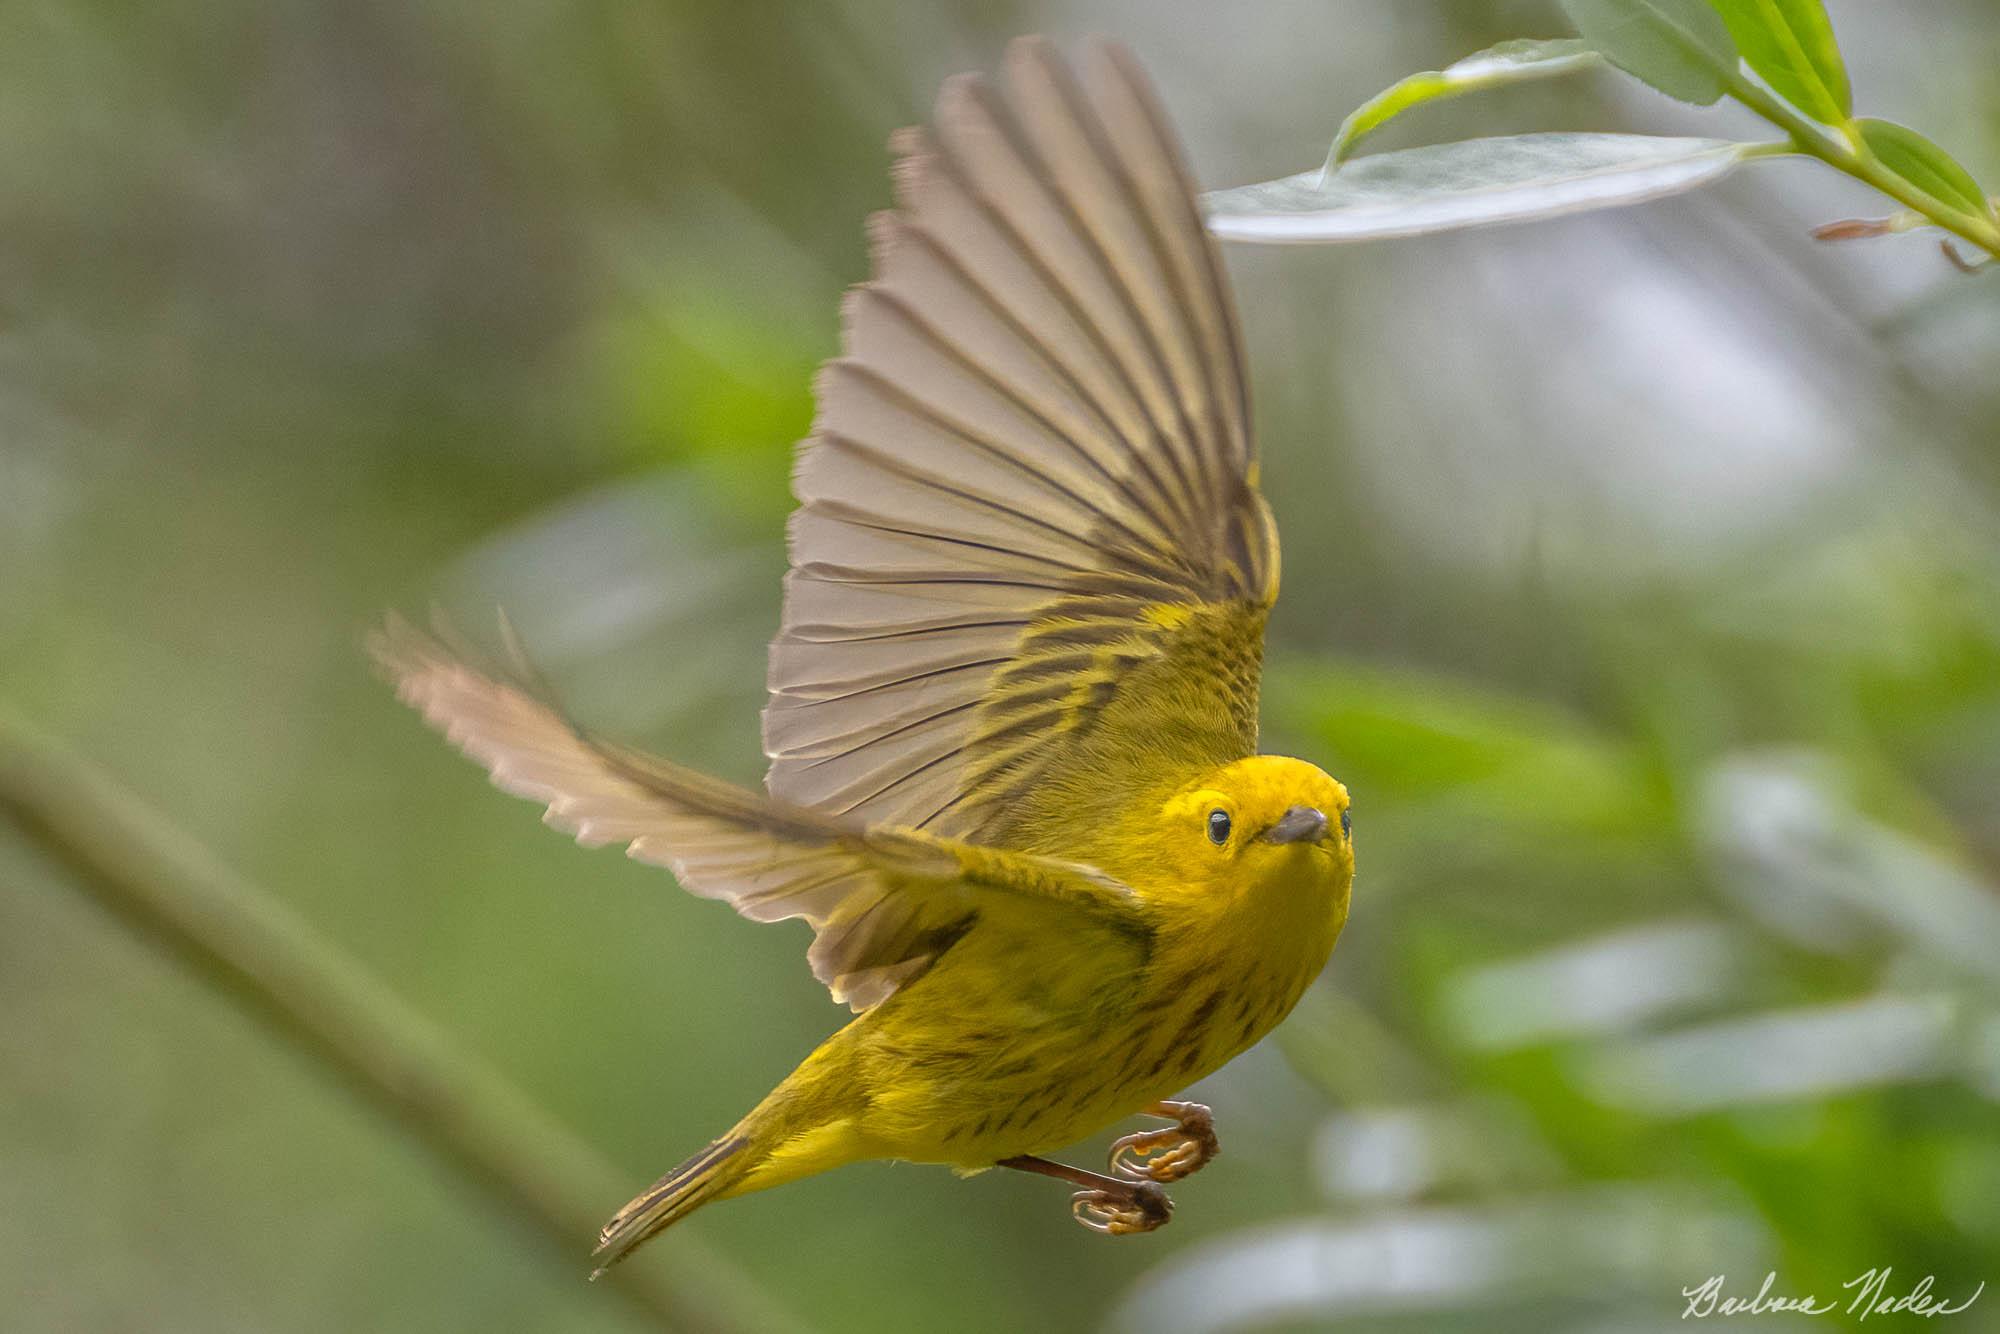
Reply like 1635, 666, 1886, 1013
1151, 755, 1354, 908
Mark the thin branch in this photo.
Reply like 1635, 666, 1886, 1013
1723, 71, 2000, 263
0, 720, 812, 1334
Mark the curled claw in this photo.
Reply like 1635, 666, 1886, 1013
1109, 1102, 1219, 1183
1108, 1128, 1203, 1182
1001, 1150, 1178, 1237
1070, 1182, 1172, 1236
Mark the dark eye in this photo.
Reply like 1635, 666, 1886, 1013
1340, 807, 1353, 839
1206, 809, 1232, 845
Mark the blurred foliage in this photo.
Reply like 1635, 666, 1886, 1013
4, 1, 1998, 1331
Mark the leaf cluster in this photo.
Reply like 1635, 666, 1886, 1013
1206, 0, 2000, 268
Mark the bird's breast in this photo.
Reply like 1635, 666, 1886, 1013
1130, 851, 1351, 1090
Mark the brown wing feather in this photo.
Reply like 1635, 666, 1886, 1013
764, 38, 1277, 840
373, 617, 1142, 1010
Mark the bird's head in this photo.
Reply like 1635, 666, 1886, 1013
1155, 755, 1353, 901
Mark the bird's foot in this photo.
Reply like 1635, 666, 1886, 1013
1109, 1100, 1218, 1183
998, 1153, 1176, 1238
1070, 1180, 1173, 1235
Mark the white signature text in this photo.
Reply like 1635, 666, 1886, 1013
1682, 1269, 1984, 1320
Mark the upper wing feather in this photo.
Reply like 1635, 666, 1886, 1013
764, 38, 1277, 839
373, 618, 1146, 1011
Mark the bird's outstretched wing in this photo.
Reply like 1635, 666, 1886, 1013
764, 38, 1278, 841
373, 619, 1148, 1011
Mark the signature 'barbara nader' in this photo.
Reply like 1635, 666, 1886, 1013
1683, 1269, 1985, 1320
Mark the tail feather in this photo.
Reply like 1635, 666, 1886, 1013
590, 1135, 751, 1277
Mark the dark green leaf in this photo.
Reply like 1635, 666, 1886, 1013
1205, 133, 1758, 243
1857, 117, 1992, 219
1561, 0, 1738, 105
1710, 0, 1850, 124
1329, 39, 1604, 167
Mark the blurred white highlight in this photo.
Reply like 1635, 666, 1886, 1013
1442, 919, 1746, 1051
1700, 750, 2000, 986
1314, 1098, 1558, 1202
1578, 992, 1972, 1115
1109, 1188, 1763, 1334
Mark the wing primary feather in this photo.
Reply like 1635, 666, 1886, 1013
825, 289, 1186, 565
1069, 44, 1241, 525
776, 680, 988, 740
808, 415, 1138, 566
1070, 41, 1247, 516
799, 513, 1083, 576
1002, 39, 1219, 545
1094, 41, 1252, 470
884, 123, 1190, 534
731, 865, 863, 911
864, 207, 1186, 549
771, 652, 1008, 706
787, 565, 1071, 597
882, 186, 1194, 547
780, 617, 1031, 646
817, 734, 978, 820
929, 77, 1207, 535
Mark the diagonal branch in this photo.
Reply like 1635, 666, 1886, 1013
0, 720, 812, 1334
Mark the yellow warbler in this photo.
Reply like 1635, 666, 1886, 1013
374, 36, 1353, 1274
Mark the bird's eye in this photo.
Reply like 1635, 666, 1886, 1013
1206, 809, 1232, 845
1340, 808, 1353, 840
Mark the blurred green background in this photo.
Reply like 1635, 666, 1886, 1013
5, 1, 1999, 1330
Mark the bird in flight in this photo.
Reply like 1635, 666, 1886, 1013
374, 35, 1353, 1275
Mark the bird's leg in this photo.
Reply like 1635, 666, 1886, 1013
998, 1155, 1173, 1236
1108, 1100, 1219, 1183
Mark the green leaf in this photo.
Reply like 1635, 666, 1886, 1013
1205, 133, 1760, 244
1329, 39, 1604, 167
1856, 117, 1993, 220
1263, 658, 1658, 835
1710, 0, 1850, 124
1560, 0, 1739, 105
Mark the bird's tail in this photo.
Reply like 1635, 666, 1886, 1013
590, 1133, 755, 1278
591, 1040, 861, 1275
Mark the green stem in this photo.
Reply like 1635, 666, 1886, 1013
1724, 71, 2000, 261
0, 722, 811, 1334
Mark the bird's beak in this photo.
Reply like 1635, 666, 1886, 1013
1262, 806, 1329, 845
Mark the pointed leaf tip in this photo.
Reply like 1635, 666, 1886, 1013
1856, 118, 1993, 221
1710, 0, 1850, 125
1329, 38, 1602, 167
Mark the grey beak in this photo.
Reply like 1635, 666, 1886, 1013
1263, 806, 1329, 845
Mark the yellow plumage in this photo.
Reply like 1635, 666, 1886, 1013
373, 35, 1354, 1274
